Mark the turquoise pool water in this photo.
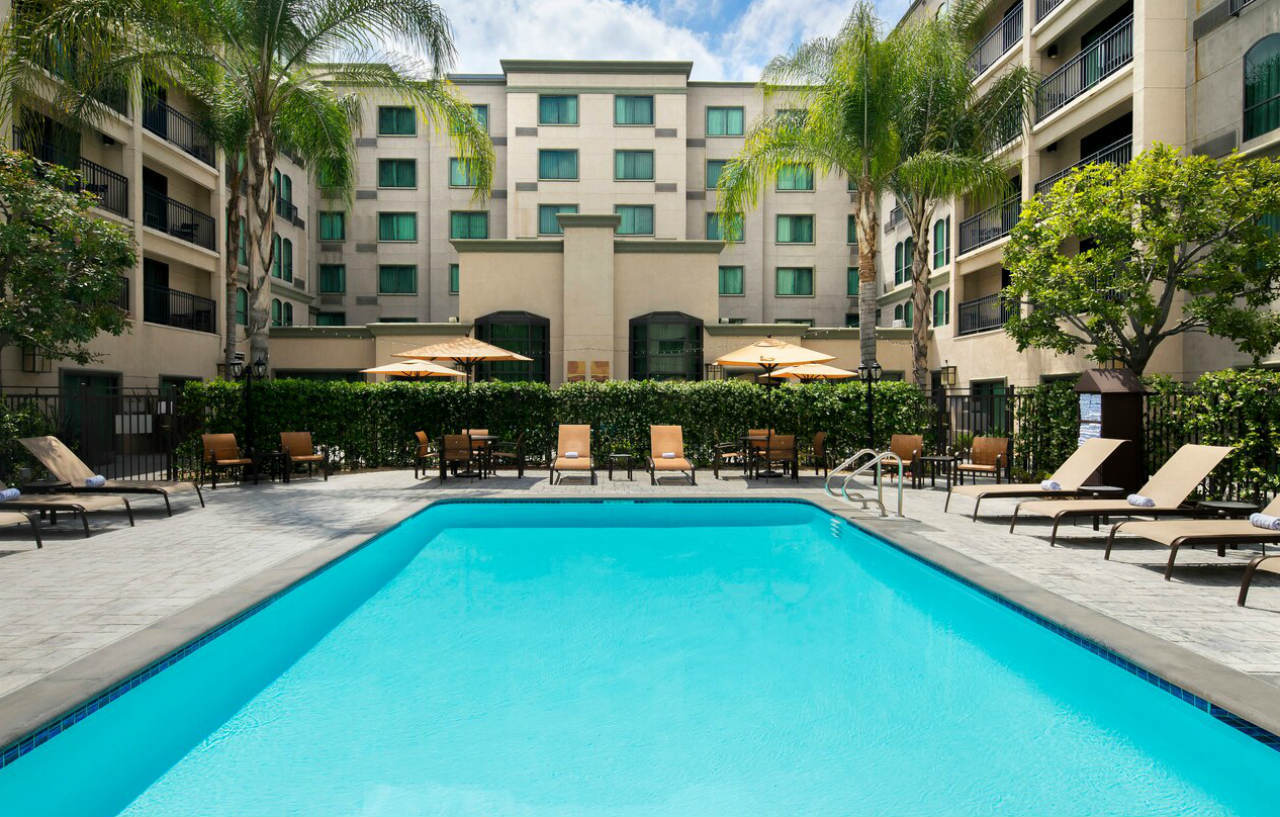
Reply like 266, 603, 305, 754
1, 500, 1278, 815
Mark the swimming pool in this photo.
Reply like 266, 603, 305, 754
1, 499, 1277, 815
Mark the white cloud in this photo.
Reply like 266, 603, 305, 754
718, 0, 851, 79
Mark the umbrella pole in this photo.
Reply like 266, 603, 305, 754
759, 364, 785, 479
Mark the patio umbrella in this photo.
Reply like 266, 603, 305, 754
360, 360, 467, 378
393, 337, 532, 428
769, 363, 857, 382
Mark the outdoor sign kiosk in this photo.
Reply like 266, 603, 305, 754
1074, 368, 1147, 492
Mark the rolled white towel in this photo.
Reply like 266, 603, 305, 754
563, 451, 579, 459
85, 475, 107, 488
1249, 513, 1280, 531
661, 452, 676, 459
1040, 480, 1061, 491
0, 488, 20, 502
1127, 494, 1156, 508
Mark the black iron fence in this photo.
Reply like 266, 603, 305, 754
958, 194, 1021, 253
142, 101, 214, 166
1037, 16, 1133, 121
1035, 136, 1132, 195
967, 5, 1022, 76
1036, 0, 1066, 20
20, 139, 129, 218
143, 189, 217, 250
143, 284, 217, 333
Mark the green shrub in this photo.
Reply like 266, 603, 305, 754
0, 402, 56, 482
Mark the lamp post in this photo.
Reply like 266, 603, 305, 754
937, 361, 957, 454
858, 361, 882, 450
229, 352, 268, 459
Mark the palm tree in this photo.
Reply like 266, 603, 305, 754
4, 0, 493, 369
717, 1, 901, 366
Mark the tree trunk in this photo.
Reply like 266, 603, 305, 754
244, 126, 276, 370
223, 167, 243, 378
857, 180, 880, 367
909, 205, 934, 389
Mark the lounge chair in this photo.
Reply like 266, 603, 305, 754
946, 437, 1127, 520
888, 434, 922, 486
20, 435, 204, 514
201, 433, 254, 488
412, 431, 437, 479
1106, 495, 1280, 580
648, 425, 696, 485
1010, 444, 1233, 546
440, 434, 480, 481
0, 509, 40, 548
549, 425, 595, 485
956, 436, 1009, 485
280, 432, 328, 481
1238, 550, 1280, 606
488, 433, 526, 478
0, 483, 133, 537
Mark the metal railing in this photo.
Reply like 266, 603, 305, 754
957, 292, 1013, 336
143, 284, 217, 333
958, 194, 1021, 253
116, 275, 130, 311
967, 6, 1023, 76
276, 198, 298, 222
1034, 135, 1132, 194
143, 190, 216, 250
1036, 16, 1133, 121
142, 101, 214, 166
1036, 0, 1066, 21
1229, 0, 1257, 13
883, 204, 904, 233
23, 140, 130, 218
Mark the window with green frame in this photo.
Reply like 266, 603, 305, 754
1244, 36, 1280, 140
776, 214, 814, 243
845, 312, 860, 328
894, 301, 914, 327
848, 214, 858, 245
315, 312, 345, 326
706, 106, 744, 136
706, 212, 743, 242
318, 211, 345, 241
629, 312, 703, 381
318, 264, 345, 294
378, 212, 417, 241
615, 205, 654, 235
281, 237, 293, 281
235, 287, 247, 325
449, 211, 488, 239
472, 104, 489, 132
932, 216, 951, 268
615, 150, 654, 180
718, 265, 744, 295
538, 95, 578, 125
377, 106, 415, 135
847, 267, 860, 296
227, 218, 248, 265
378, 264, 417, 294
615, 95, 654, 125
449, 263, 459, 294
776, 163, 814, 190
377, 159, 416, 188
538, 149, 578, 180
706, 159, 726, 189
538, 204, 578, 235
933, 288, 951, 325
776, 267, 814, 296
894, 237, 914, 284
282, 302, 293, 326
270, 298, 282, 326
271, 233, 281, 277
449, 157, 478, 187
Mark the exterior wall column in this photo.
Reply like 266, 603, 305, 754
558, 213, 619, 382
1132, 0, 1188, 152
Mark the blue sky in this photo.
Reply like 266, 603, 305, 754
436, 0, 910, 81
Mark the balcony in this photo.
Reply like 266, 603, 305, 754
1229, 0, 1257, 12
1035, 135, 1131, 195
116, 275, 130, 311
958, 292, 1013, 336
142, 101, 214, 166
143, 284, 217, 333
959, 194, 1021, 254
143, 190, 216, 251
1036, 0, 1066, 21
1036, 16, 1133, 121
883, 204, 904, 234
25, 141, 129, 218
968, 6, 1023, 77
276, 198, 299, 222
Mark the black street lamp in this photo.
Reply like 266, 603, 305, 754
229, 352, 269, 458
858, 361, 882, 450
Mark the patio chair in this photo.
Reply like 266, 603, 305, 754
280, 432, 328, 481
1106, 494, 1280, 581
1010, 444, 1234, 546
550, 425, 595, 485
946, 437, 1127, 520
648, 425, 696, 485
712, 442, 749, 479
757, 433, 799, 481
412, 431, 438, 479
201, 433, 254, 489
440, 434, 480, 481
956, 436, 1009, 485
888, 434, 922, 486
806, 431, 832, 477
0, 482, 133, 537
0, 508, 40, 548
488, 432, 526, 478
19, 435, 204, 514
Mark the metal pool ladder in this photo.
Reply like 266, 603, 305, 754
824, 449, 906, 518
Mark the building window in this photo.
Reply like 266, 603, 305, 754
845, 312, 860, 327
449, 157, 479, 187
271, 232, 282, 277
539, 95, 578, 125
378, 212, 417, 241
235, 287, 247, 326
538, 149, 579, 180
776, 266, 814, 296
847, 267, 860, 296
779, 317, 814, 327
1245, 35, 1280, 141
377, 106, 415, 135
449, 263, 460, 294
615, 95, 654, 125
629, 311, 703, 381
776, 163, 814, 190
706, 212, 743, 242
848, 214, 858, 245
279, 173, 292, 209
270, 298, 282, 327
893, 301, 914, 327
472, 104, 489, 132
449, 211, 488, 239
894, 238, 914, 285
378, 264, 417, 294
318, 264, 345, 294
282, 302, 293, 326
318, 211, 345, 241
933, 289, 951, 325
932, 216, 951, 268
282, 238, 293, 281
475, 311, 551, 382
538, 204, 578, 235
776, 214, 814, 243
615, 205, 654, 236
615, 150, 654, 180
316, 312, 345, 326
376, 159, 415, 188
706, 106, 744, 136
706, 159, 726, 189
718, 265, 745, 295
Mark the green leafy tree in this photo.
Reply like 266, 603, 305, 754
1002, 143, 1280, 373
0, 149, 133, 389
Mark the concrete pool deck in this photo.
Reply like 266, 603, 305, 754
1, 468, 1279, 752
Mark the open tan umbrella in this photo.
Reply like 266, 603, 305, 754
361, 360, 466, 378
770, 363, 856, 382
394, 336, 533, 428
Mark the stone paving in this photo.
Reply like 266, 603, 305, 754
0, 467, 1278, 708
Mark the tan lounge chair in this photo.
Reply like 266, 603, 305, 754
280, 432, 328, 481
1, 483, 133, 537
648, 425, 696, 485
202, 433, 254, 488
1107, 495, 1280, 581
20, 435, 204, 514
956, 436, 1009, 485
550, 425, 595, 485
1010, 444, 1233, 546
946, 437, 1127, 520
1238, 548, 1280, 606
0, 509, 40, 548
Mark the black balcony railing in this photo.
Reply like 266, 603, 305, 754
1035, 136, 1132, 195
143, 284, 216, 333
884, 204, 904, 233
116, 275, 130, 311
958, 292, 1013, 336
142, 101, 214, 166
1036, 0, 1067, 21
143, 189, 216, 251
1229, 0, 1257, 13
22, 140, 130, 218
967, 6, 1023, 76
959, 194, 1021, 254
1036, 16, 1133, 121
276, 198, 298, 222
